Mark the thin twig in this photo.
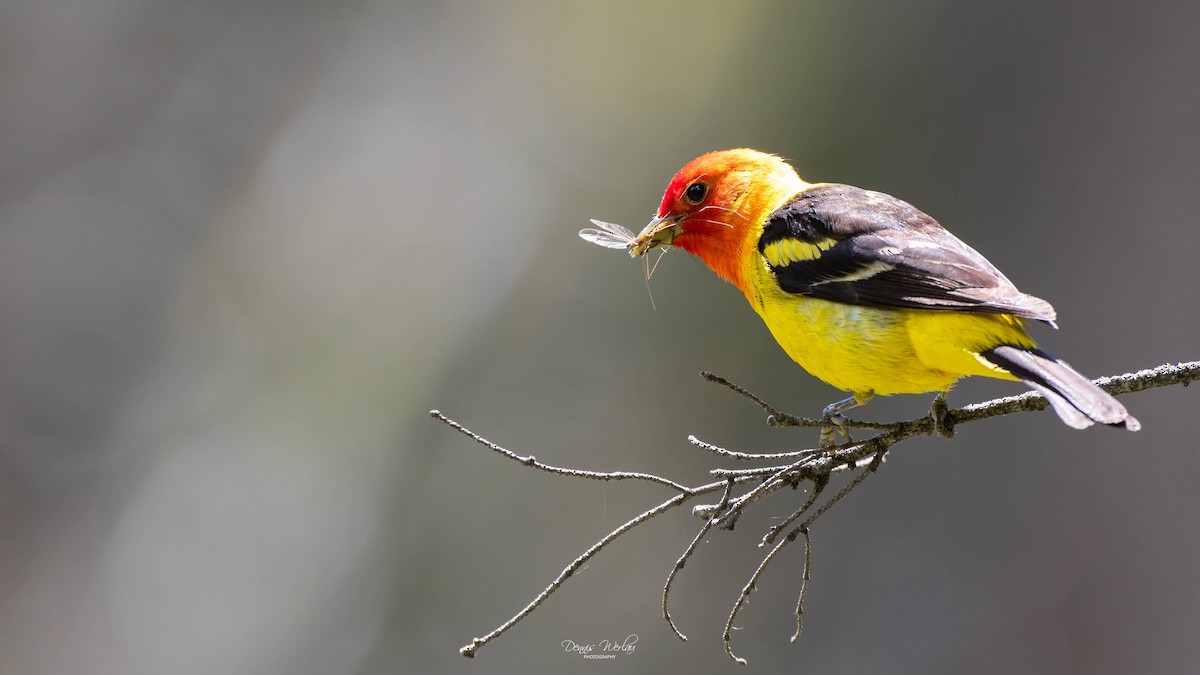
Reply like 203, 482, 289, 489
791, 527, 812, 643
689, 434, 818, 461
663, 478, 734, 641
763, 474, 829, 547
700, 371, 804, 424
430, 410, 690, 493
701, 371, 898, 431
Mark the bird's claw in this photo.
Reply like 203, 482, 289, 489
819, 413, 851, 449
818, 394, 867, 450
930, 393, 953, 439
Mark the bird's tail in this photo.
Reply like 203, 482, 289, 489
980, 345, 1140, 431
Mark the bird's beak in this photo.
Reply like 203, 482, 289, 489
629, 214, 681, 257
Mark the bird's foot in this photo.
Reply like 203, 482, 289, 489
930, 392, 953, 439
819, 413, 851, 449
819, 394, 866, 449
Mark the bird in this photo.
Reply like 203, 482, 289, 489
582, 148, 1138, 444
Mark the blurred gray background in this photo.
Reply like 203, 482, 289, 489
1, 1, 1198, 673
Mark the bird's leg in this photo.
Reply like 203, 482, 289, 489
820, 393, 872, 449
930, 391, 953, 439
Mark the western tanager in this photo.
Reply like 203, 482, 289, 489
580, 148, 1138, 440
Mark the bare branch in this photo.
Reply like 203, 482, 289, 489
439, 359, 1198, 662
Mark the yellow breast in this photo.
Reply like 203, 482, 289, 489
740, 256, 1034, 397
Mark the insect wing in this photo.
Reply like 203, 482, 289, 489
579, 219, 636, 250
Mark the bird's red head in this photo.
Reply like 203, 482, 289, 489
632, 149, 808, 293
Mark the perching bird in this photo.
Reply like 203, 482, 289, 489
581, 148, 1138, 442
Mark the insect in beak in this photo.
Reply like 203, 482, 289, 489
578, 216, 676, 312
579, 214, 681, 257
629, 214, 681, 257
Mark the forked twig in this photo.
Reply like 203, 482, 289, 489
722, 455, 880, 663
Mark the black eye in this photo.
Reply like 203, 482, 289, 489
684, 182, 707, 204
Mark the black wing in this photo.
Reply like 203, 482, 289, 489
758, 184, 1057, 324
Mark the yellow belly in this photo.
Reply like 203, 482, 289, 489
748, 281, 1036, 397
